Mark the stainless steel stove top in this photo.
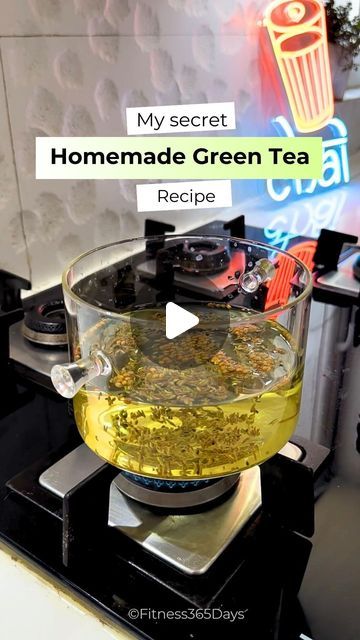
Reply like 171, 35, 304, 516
316, 247, 360, 298
39, 441, 302, 575
9, 320, 68, 378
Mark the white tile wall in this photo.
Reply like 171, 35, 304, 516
0, 0, 358, 292
0, 0, 260, 37
0, 0, 263, 292
0, 57, 29, 278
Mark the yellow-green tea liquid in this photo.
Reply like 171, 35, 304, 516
74, 380, 301, 478
73, 309, 302, 479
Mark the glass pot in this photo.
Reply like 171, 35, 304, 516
51, 235, 312, 480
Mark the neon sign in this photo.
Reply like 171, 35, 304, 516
264, 226, 297, 251
264, 188, 347, 246
266, 115, 350, 202
264, 0, 334, 133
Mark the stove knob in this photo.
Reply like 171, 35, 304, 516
50, 349, 112, 398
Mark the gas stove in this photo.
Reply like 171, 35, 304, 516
1, 217, 359, 640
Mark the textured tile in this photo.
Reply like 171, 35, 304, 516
0, 61, 29, 280
1, 30, 253, 291
1, 2, 357, 295
0, 0, 260, 36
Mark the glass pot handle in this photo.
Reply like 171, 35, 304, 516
50, 350, 112, 399
238, 258, 276, 294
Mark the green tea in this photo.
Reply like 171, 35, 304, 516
73, 307, 302, 479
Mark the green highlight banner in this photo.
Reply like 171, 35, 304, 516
36, 136, 323, 180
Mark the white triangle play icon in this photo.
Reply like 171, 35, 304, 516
165, 302, 199, 340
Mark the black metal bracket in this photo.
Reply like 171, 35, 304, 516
0, 269, 31, 382
260, 435, 330, 537
312, 229, 359, 310
0, 269, 31, 313
144, 219, 176, 261
1, 261, 43, 414
62, 464, 117, 567
313, 229, 358, 273
223, 214, 245, 239
144, 219, 176, 238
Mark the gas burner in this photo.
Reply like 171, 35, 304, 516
116, 472, 240, 509
178, 239, 230, 274
23, 299, 67, 347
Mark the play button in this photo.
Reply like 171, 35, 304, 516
128, 274, 231, 370
129, 298, 230, 370
165, 302, 199, 340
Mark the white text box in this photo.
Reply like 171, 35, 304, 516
136, 180, 232, 212
127, 102, 236, 135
